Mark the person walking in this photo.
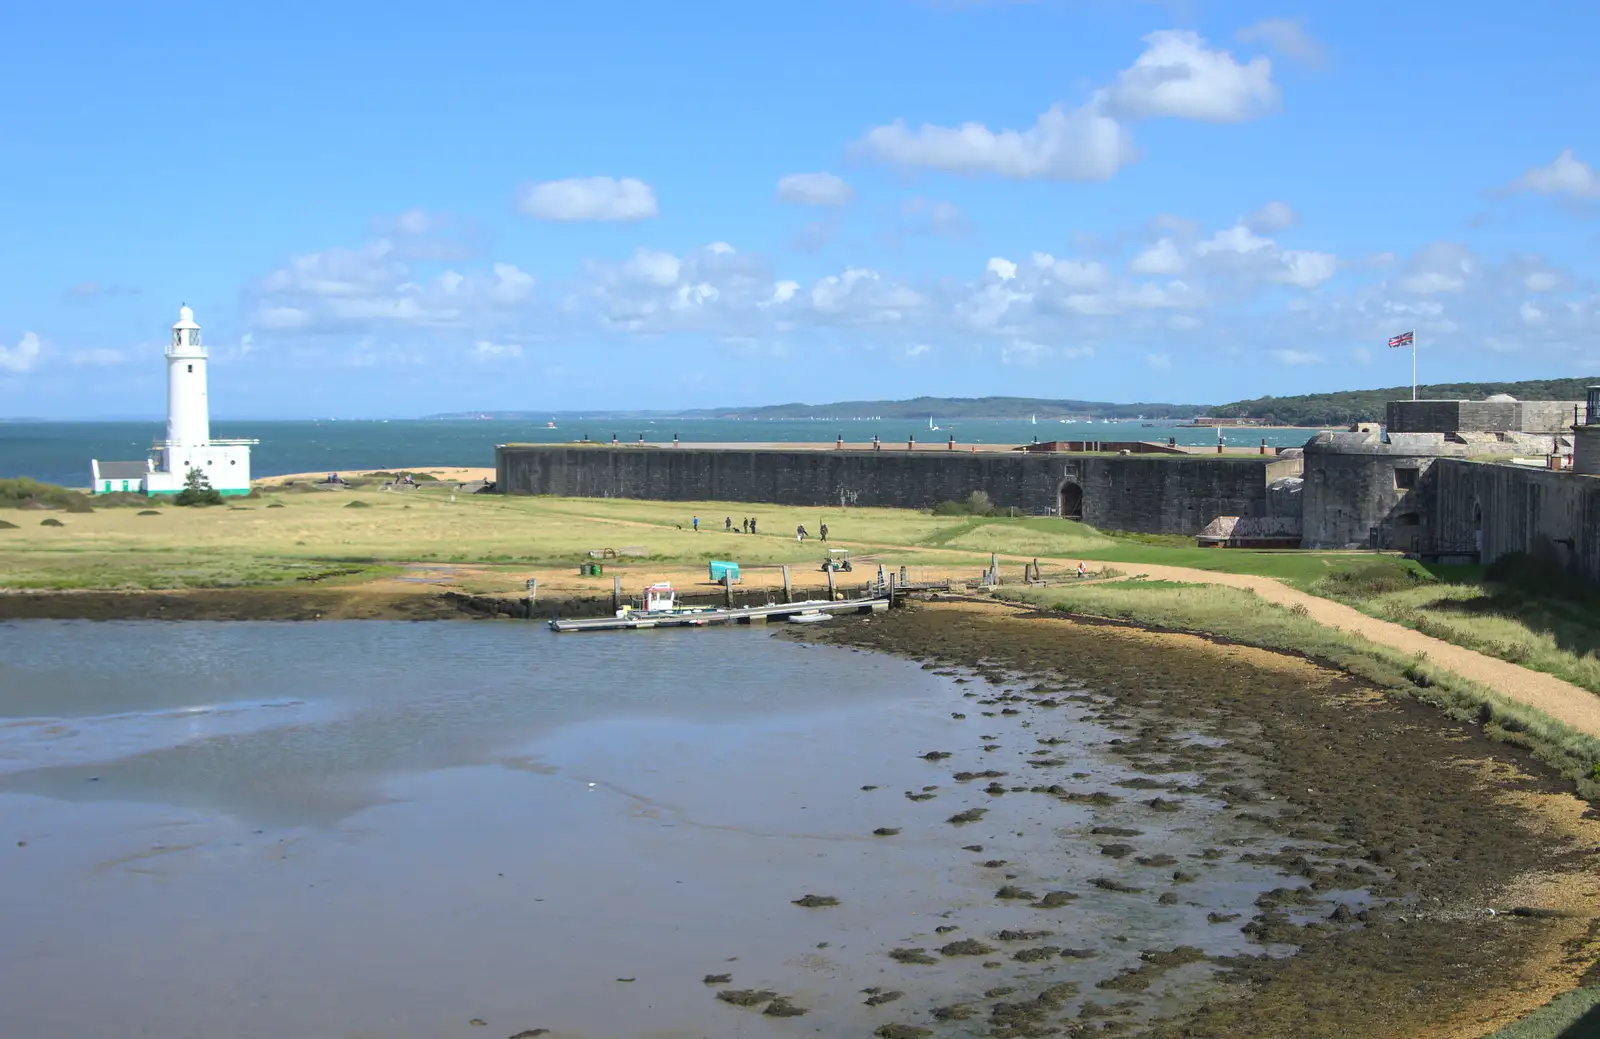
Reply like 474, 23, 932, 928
692, 515, 699, 532
725, 516, 732, 532
819, 522, 829, 542
796, 524, 808, 542
750, 517, 758, 535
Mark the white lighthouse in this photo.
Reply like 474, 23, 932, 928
166, 304, 210, 448
89, 304, 257, 497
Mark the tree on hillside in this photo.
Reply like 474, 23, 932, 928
174, 468, 223, 507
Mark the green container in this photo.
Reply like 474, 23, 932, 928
578, 562, 603, 576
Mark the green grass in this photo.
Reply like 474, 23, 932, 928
1307, 558, 1600, 699
1002, 580, 1600, 803
1484, 988, 1600, 1039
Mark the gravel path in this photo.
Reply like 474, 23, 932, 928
1081, 560, 1600, 740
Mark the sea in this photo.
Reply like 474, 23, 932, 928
1, 418, 1324, 488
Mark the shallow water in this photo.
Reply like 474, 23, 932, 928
0, 621, 1309, 1038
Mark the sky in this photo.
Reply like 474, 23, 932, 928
1, 0, 1597, 419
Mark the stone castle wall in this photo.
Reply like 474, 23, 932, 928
495, 445, 1291, 535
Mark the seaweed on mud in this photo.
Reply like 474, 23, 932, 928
1100, 843, 1135, 858
904, 791, 936, 802
996, 929, 1054, 941
864, 990, 904, 1006
508, 1031, 550, 1038
716, 989, 778, 1007
889, 947, 939, 965
935, 925, 959, 933
939, 939, 996, 956
1030, 891, 1079, 908
763, 998, 807, 1017
988, 982, 1080, 1030
1058, 790, 1122, 805
1091, 878, 1143, 893
1207, 912, 1242, 924
1096, 946, 1209, 993
984, 783, 1008, 795
1145, 797, 1184, 812
931, 1003, 977, 1020
947, 808, 987, 825
962, 844, 984, 852
981, 859, 1008, 868
861, 784, 879, 791
1060, 947, 1098, 958
874, 1025, 932, 1039
1091, 826, 1143, 837
1158, 892, 1181, 905
1012, 945, 1062, 962
996, 885, 1037, 900
791, 894, 839, 908
1136, 854, 1179, 868
921, 751, 952, 761
872, 827, 901, 836
702, 973, 731, 984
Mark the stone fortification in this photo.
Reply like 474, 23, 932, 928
494, 445, 1299, 536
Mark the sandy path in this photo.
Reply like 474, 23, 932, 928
1059, 559, 1600, 740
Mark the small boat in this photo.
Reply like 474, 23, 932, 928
548, 581, 891, 632
546, 420, 557, 428
787, 610, 832, 624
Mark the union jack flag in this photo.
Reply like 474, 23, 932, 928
1388, 330, 1414, 348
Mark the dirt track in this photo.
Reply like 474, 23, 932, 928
1071, 559, 1600, 740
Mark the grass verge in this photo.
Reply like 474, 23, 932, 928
1001, 579, 1600, 803
1483, 988, 1600, 1039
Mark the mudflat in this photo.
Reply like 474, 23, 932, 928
786, 600, 1600, 1038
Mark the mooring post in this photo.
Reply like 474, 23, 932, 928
877, 563, 887, 594
826, 565, 836, 600
836, 432, 844, 450
888, 572, 896, 607
908, 434, 915, 451
724, 571, 734, 607
525, 578, 538, 618
782, 565, 792, 603
612, 575, 620, 612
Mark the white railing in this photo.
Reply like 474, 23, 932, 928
150, 438, 261, 447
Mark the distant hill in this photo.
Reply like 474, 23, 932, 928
1214, 378, 1600, 427
424, 396, 1207, 422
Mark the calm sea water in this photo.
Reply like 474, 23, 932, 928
0, 621, 1286, 1039
2, 419, 1322, 488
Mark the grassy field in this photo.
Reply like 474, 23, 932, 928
1311, 560, 1600, 699
0, 481, 1419, 592
1002, 578, 1600, 801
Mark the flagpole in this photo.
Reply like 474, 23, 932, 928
1412, 330, 1417, 401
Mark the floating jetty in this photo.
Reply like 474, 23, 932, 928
548, 594, 888, 633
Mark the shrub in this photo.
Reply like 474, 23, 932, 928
1316, 561, 1430, 599
930, 490, 997, 517
137, 510, 161, 516
173, 468, 223, 507
344, 500, 371, 509
40, 517, 64, 527
0, 519, 17, 530
0, 477, 94, 512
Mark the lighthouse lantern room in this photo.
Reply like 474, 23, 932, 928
89, 304, 258, 496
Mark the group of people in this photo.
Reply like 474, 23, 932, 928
795, 522, 829, 542
687, 515, 837, 543
690, 515, 760, 534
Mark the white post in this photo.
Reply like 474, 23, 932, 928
1412, 331, 1418, 401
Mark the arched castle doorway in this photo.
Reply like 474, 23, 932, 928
1059, 481, 1083, 520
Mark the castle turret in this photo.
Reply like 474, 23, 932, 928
166, 304, 210, 447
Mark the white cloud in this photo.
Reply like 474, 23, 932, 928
1244, 200, 1299, 233
775, 172, 855, 206
858, 102, 1135, 181
1146, 352, 1172, 370
1130, 238, 1186, 275
1401, 271, 1465, 294
1167, 315, 1202, 331
0, 332, 42, 373
491, 263, 535, 303
1031, 252, 1108, 289
856, 30, 1277, 181
1271, 349, 1322, 365
396, 208, 435, 235
905, 343, 932, 358
1508, 150, 1600, 199
1236, 18, 1328, 68
900, 197, 969, 237
621, 248, 682, 288
1351, 347, 1372, 364
986, 257, 1019, 281
69, 348, 128, 366
1098, 30, 1279, 123
471, 340, 523, 360
517, 177, 659, 221
1524, 270, 1566, 292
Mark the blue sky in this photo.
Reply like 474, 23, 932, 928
2, 0, 1597, 419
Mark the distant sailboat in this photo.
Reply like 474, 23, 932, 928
1031, 414, 1037, 425
929, 415, 939, 431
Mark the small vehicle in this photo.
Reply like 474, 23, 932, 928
820, 548, 853, 573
